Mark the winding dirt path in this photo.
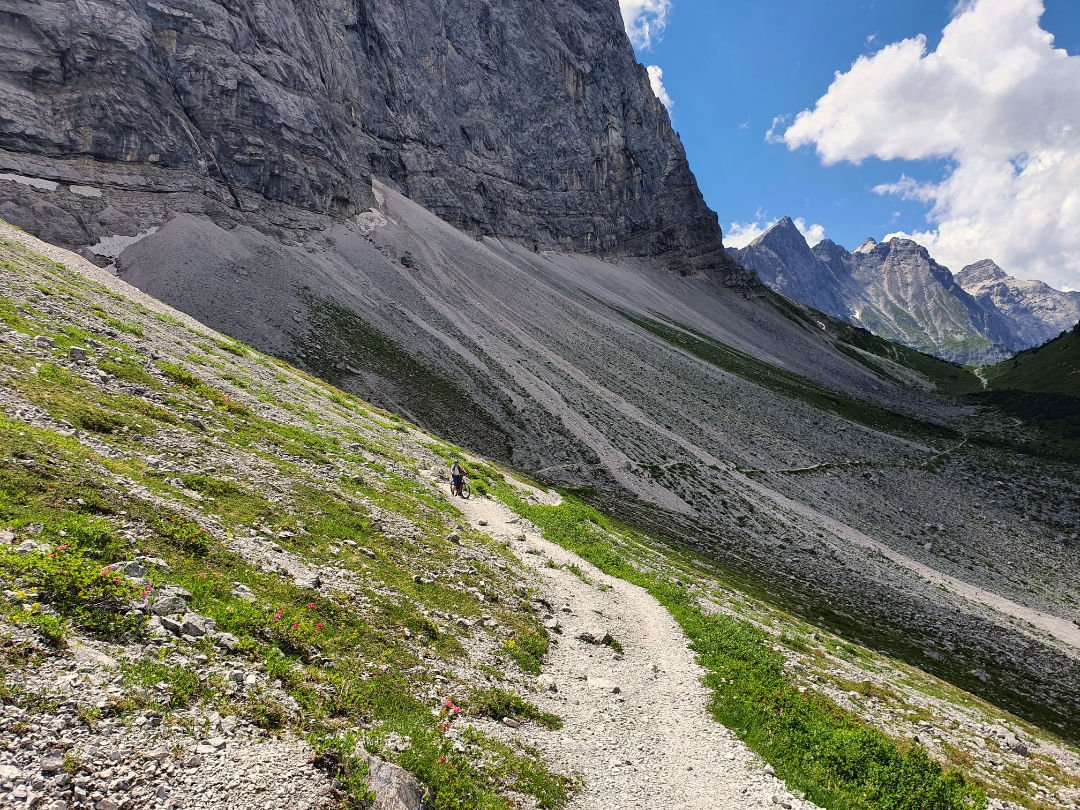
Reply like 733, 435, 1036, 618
450, 485, 819, 810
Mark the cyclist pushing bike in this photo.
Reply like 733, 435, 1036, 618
450, 459, 470, 497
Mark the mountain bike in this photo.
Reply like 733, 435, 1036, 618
450, 476, 471, 499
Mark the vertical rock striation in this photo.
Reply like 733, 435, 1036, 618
0, 0, 739, 275
956, 259, 1080, 348
732, 220, 1027, 364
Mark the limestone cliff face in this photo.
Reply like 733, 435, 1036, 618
0, 0, 734, 273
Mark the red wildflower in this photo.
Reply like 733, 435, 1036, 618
315, 623, 323, 631
307, 602, 315, 609
291, 622, 300, 630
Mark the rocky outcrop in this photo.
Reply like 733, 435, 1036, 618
956, 259, 1080, 348
732, 221, 1021, 364
0, 0, 737, 275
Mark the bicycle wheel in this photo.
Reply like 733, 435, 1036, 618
460, 481, 471, 499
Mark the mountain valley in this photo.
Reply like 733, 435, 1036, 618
0, 1, 1079, 808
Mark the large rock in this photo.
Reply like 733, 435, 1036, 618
148, 584, 191, 616
362, 753, 426, 810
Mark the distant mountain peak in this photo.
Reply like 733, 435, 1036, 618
956, 259, 1008, 286
750, 216, 809, 250
853, 237, 878, 254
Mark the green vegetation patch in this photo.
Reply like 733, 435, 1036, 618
157, 360, 250, 414
623, 310, 958, 442
830, 323, 983, 397
469, 687, 563, 730
983, 323, 1080, 397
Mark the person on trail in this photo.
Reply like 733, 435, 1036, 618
450, 460, 468, 497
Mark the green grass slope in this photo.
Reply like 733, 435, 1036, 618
983, 323, 1080, 396
972, 323, 1080, 456
764, 295, 984, 397
0, 233, 573, 809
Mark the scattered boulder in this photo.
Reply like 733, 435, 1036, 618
362, 752, 427, 810
159, 616, 184, 635
537, 674, 558, 693
109, 560, 148, 578
577, 627, 615, 647
15, 539, 49, 555
149, 585, 191, 616
293, 573, 322, 590
989, 725, 1029, 757
181, 615, 216, 638
231, 583, 256, 602
40, 751, 65, 774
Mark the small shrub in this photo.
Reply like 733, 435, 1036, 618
469, 688, 562, 730
250, 698, 288, 731
34, 613, 68, 648
68, 404, 128, 434
178, 474, 241, 497
102, 316, 143, 337
501, 628, 549, 675
98, 357, 157, 387
0, 546, 143, 639
308, 732, 374, 807
157, 360, 201, 388
155, 515, 211, 555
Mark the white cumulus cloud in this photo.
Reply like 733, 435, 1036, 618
619, 0, 671, 50
725, 215, 826, 249
647, 65, 673, 110
777, 0, 1080, 290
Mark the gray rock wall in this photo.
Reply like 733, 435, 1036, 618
0, 0, 736, 274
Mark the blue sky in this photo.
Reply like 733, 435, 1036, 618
621, 0, 1080, 288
